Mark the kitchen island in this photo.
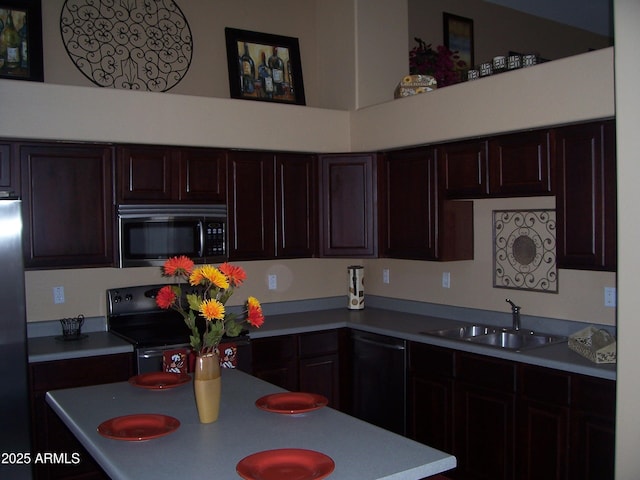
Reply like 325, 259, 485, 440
46, 369, 455, 479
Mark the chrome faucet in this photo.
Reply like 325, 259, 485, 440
506, 299, 521, 331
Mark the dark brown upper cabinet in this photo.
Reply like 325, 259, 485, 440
318, 153, 378, 257
227, 150, 316, 260
438, 139, 489, 198
227, 150, 275, 260
20, 142, 115, 269
380, 147, 473, 261
275, 152, 317, 258
555, 120, 616, 271
440, 130, 554, 199
117, 145, 226, 203
489, 130, 554, 196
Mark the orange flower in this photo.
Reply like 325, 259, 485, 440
219, 262, 247, 287
200, 298, 225, 321
156, 285, 177, 309
247, 296, 264, 327
163, 255, 194, 277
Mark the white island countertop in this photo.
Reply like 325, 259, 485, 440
46, 369, 455, 480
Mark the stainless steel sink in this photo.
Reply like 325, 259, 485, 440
467, 330, 566, 351
420, 324, 566, 351
421, 324, 497, 339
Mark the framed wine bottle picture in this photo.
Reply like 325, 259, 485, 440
225, 27, 306, 106
0, 0, 43, 82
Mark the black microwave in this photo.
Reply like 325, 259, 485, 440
117, 204, 227, 268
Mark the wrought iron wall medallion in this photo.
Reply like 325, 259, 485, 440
493, 209, 557, 293
60, 0, 193, 92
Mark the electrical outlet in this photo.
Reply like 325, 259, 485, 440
382, 268, 390, 284
604, 287, 616, 307
53, 286, 65, 304
442, 272, 451, 289
268, 274, 277, 290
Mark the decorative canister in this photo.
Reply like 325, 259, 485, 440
479, 62, 493, 77
522, 54, 537, 68
347, 265, 364, 310
507, 54, 521, 70
492, 56, 506, 73
467, 69, 480, 81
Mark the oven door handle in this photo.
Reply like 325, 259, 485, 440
140, 349, 169, 360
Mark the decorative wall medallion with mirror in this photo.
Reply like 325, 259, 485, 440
59, 0, 192, 92
493, 209, 557, 293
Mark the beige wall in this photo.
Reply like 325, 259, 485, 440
365, 196, 615, 326
43, 0, 326, 106
24, 259, 358, 321
614, 0, 640, 477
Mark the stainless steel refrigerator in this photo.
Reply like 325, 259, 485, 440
0, 199, 32, 479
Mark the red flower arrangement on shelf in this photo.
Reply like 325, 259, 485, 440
156, 256, 264, 356
409, 37, 467, 87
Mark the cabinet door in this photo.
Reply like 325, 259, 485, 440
275, 153, 316, 258
407, 342, 454, 453
20, 143, 115, 269
518, 365, 571, 480
570, 374, 615, 480
555, 121, 616, 271
299, 330, 342, 409
227, 151, 275, 260
438, 139, 489, 198
299, 353, 340, 408
117, 145, 178, 202
454, 353, 516, 480
489, 130, 553, 196
251, 335, 298, 391
0, 141, 19, 196
381, 148, 437, 259
30, 353, 133, 480
179, 147, 226, 202
319, 154, 377, 257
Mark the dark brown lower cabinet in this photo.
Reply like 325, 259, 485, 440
518, 365, 571, 480
408, 343, 454, 453
454, 353, 516, 480
251, 329, 345, 410
570, 374, 616, 480
29, 353, 134, 480
407, 342, 615, 480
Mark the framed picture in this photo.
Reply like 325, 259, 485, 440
0, 0, 43, 81
443, 13, 474, 74
225, 27, 305, 105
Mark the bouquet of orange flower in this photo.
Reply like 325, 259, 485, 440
156, 256, 264, 356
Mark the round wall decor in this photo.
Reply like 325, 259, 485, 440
60, 0, 193, 92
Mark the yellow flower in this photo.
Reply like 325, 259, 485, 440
200, 298, 225, 321
190, 265, 229, 289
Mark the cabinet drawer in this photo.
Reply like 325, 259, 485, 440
456, 352, 516, 391
409, 342, 454, 378
572, 374, 616, 415
30, 353, 133, 392
519, 364, 570, 405
299, 330, 339, 357
252, 335, 297, 365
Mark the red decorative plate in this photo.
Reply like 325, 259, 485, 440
255, 392, 328, 414
236, 448, 335, 480
128, 372, 190, 390
97, 414, 180, 441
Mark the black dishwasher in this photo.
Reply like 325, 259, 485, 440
350, 330, 407, 436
